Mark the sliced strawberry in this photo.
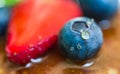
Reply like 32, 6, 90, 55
6, 0, 82, 65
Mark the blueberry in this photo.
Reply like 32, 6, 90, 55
0, 7, 11, 35
99, 20, 111, 30
58, 17, 103, 61
77, 0, 118, 21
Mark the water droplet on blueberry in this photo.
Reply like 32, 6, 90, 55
86, 19, 94, 28
70, 47, 74, 51
81, 30, 90, 40
76, 43, 81, 50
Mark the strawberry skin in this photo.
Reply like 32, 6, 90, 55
7, 35, 58, 65
6, 0, 82, 65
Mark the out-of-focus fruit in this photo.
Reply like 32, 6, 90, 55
78, 0, 118, 21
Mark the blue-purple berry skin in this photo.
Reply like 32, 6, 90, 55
0, 7, 11, 35
58, 17, 103, 61
78, 0, 118, 21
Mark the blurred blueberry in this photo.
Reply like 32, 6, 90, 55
99, 20, 111, 30
0, 7, 11, 35
78, 0, 118, 21
58, 17, 103, 61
